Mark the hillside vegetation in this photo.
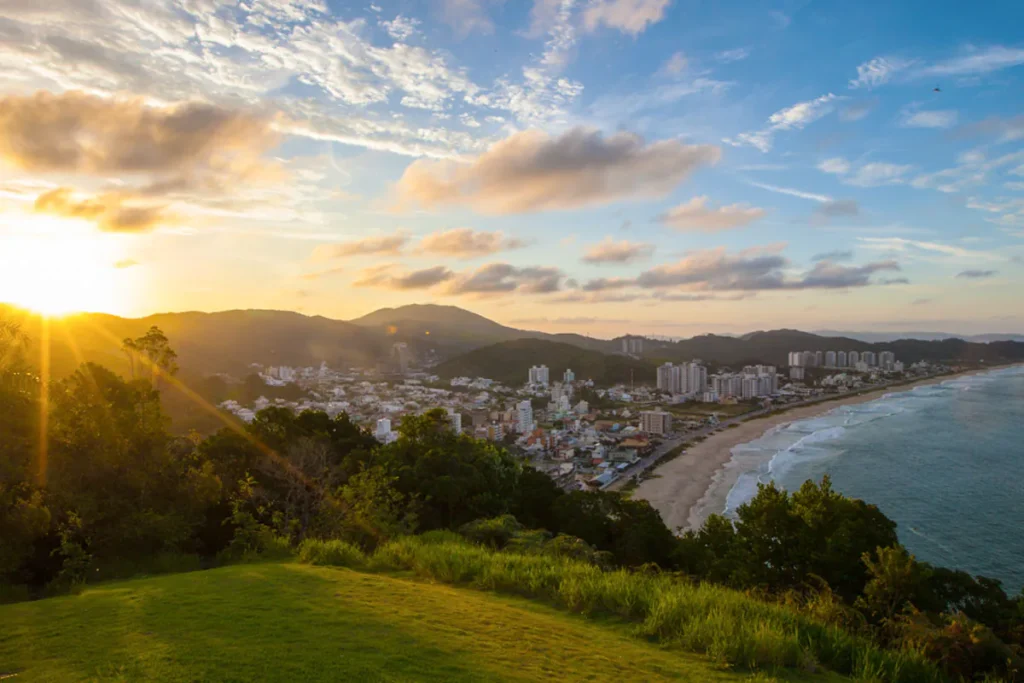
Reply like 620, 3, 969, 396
433, 338, 656, 385
0, 562, 773, 682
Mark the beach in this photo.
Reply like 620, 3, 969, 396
633, 368, 994, 533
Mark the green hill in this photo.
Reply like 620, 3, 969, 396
0, 562, 785, 683
432, 338, 656, 385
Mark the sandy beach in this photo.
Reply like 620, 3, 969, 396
633, 368, 999, 533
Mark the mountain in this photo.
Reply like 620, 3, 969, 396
433, 338, 655, 386
816, 330, 1024, 344
3, 306, 383, 378
349, 303, 615, 355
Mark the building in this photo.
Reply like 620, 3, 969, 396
657, 362, 681, 393
528, 365, 550, 385
574, 400, 589, 415
621, 336, 644, 354
825, 351, 837, 368
879, 351, 896, 370
837, 350, 848, 368
563, 368, 575, 383
640, 410, 672, 435
391, 343, 412, 374
861, 351, 877, 367
445, 408, 462, 434
814, 351, 824, 367
790, 366, 806, 381
685, 362, 708, 394
517, 400, 534, 433
375, 418, 392, 442
848, 351, 860, 366
802, 350, 815, 367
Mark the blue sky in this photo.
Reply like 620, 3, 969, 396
0, 0, 1021, 335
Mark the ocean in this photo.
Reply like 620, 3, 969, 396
723, 365, 1024, 593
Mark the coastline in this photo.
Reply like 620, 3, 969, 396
633, 367, 1004, 533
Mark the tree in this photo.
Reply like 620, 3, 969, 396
122, 326, 178, 385
552, 491, 677, 567
856, 546, 933, 625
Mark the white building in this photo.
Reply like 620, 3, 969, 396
837, 351, 848, 368
375, 418, 392, 442
640, 410, 672, 435
848, 351, 860, 366
825, 351, 837, 368
528, 365, 550, 385
862, 351, 877, 367
621, 337, 644, 354
517, 400, 534, 433
445, 408, 462, 434
563, 368, 575, 383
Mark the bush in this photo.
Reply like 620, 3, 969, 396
297, 539, 365, 568
366, 534, 944, 682
458, 515, 523, 549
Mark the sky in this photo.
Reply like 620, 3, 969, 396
0, 0, 1022, 337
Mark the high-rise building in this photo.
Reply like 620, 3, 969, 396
848, 351, 860, 366
621, 336, 644, 354
656, 362, 681, 393
879, 351, 896, 370
445, 408, 462, 434
528, 365, 550, 385
517, 400, 534, 433
640, 410, 672, 435
687, 362, 708, 394
563, 368, 575, 383
802, 350, 815, 367
825, 351, 837, 368
837, 351, 848, 368
788, 351, 803, 367
862, 351, 877, 367
375, 418, 391, 442
391, 343, 412, 374
814, 350, 824, 367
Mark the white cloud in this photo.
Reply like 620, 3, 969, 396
581, 237, 655, 263
582, 0, 672, 36
725, 93, 840, 152
818, 157, 851, 175
845, 162, 914, 188
658, 196, 765, 231
715, 47, 750, 63
662, 51, 687, 74
848, 57, 912, 89
746, 181, 830, 203
439, 0, 496, 36
902, 110, 958, 129
381, 15, 420, 41
919, 46, 1024, 77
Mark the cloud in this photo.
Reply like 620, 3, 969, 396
715, 47, 750, 63
725, 94, 840, 152
746, 181, 830, 203
312, 234, 409, 260
959, 116, 1024, 143
657, 196, 765, 231
300, 266, 347, 281
912, 298, 932, 306
811, 250, 854, 262
956, 269, 996, 279
858, 236, 1001, 264
902, 110, 958, 129
580, 276, 636, 291
849, 57, 912, 89
879, 277, 910, 285
813, 199, 860, 220
354, 264, 455, 290
114, 259, 139, 269
662, 51, 687, 74
582, 0, 672, 36
446, 262, 564, 295
919, 46, 1024, 77
845, 163, 914, 188
818, 158, 851, 175
581, 238, 654, 264
632, 246, 898, 291
839, 99, 877, 122
395, 127, 720, 214
381, 15, 421, 41
0, 91, 273, 175
439, 0, 496, 36
417, 228, 526, 258
33, 187, 169, 232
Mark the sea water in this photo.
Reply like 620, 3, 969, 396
723, 365, 1024, 593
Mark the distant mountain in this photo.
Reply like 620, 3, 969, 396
816, 330, 1024, 344
349, 304, 615, 355
432, 338, 656, 386
3, 307, 383, 378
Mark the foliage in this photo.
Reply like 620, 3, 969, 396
458, 514, 523, 549
296, 539, 365, 568
335, 465, 417, 551
552, 490, 677, 567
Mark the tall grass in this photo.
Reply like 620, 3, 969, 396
297, 539, 365, 568
367, 534, 945, 683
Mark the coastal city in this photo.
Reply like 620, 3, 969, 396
219, 341, 948, 493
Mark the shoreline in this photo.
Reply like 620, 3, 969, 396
632, 366, 1011, 533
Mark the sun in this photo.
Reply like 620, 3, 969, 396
0, 216, 123, 316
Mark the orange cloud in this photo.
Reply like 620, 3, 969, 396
417, 228, 526, 257
34, 187, 170, 232
395, 127, 720, 215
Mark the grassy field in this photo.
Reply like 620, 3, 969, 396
0, 563, 819, 683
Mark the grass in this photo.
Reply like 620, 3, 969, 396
1, 563, 801, 683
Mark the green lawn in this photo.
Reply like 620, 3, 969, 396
0, 563, 828, 682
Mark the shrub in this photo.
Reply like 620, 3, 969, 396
297, 539, 365, 568
458, 515, 523, 549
